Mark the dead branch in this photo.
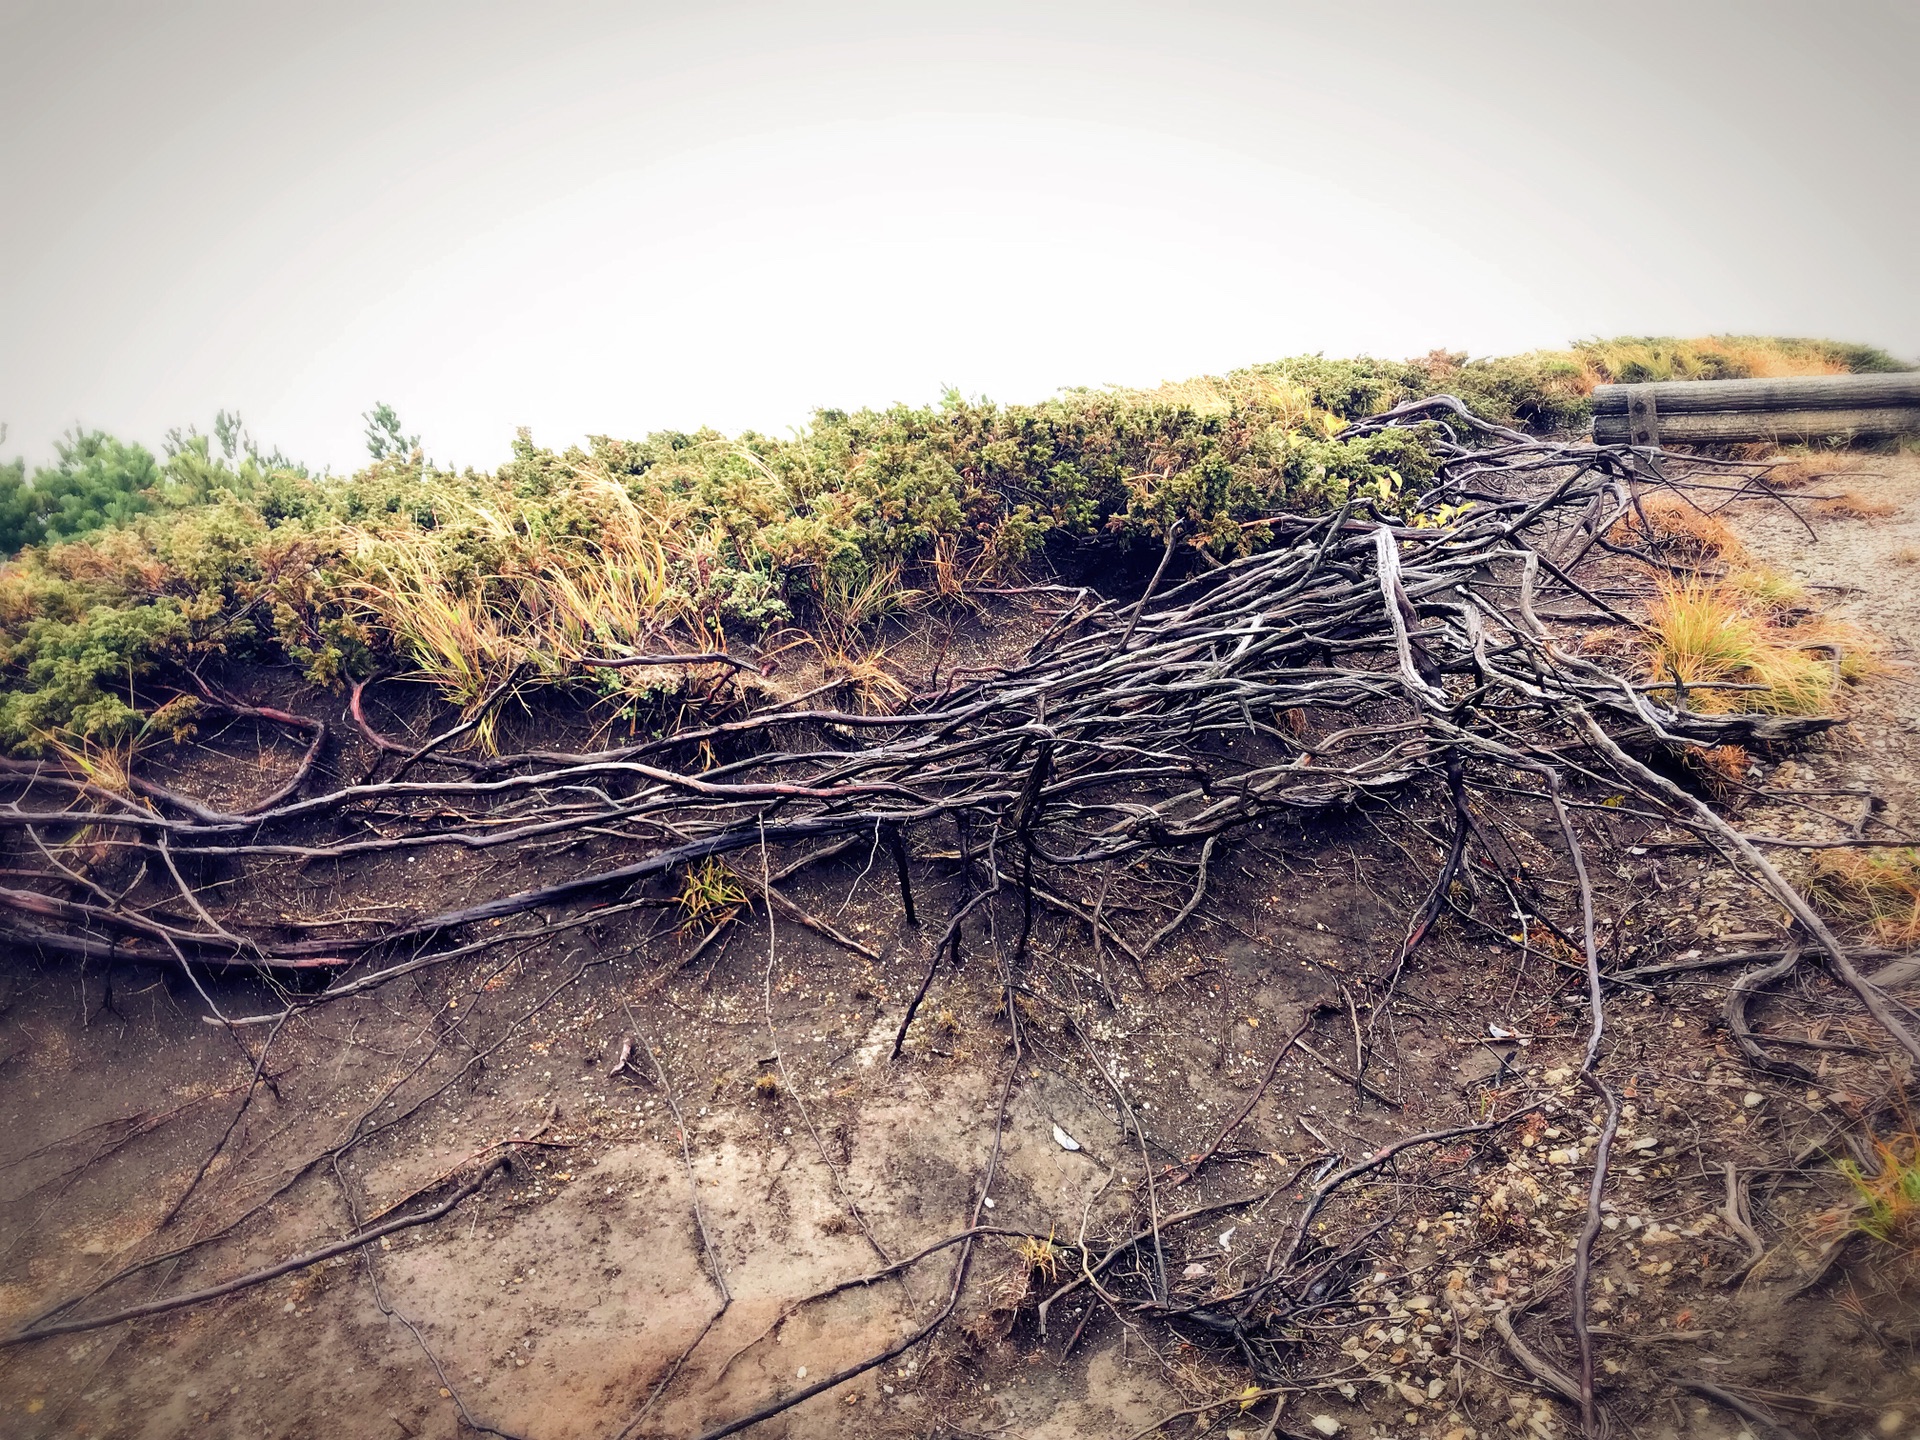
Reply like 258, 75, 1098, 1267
1492, 1307, 1582, 1406
1679, 1380, 1811, 1440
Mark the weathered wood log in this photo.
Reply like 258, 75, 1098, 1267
1592, 372, 1920, 417
1594, 405, 1920, 445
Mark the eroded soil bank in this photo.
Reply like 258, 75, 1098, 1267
3, 454, 1918, 1440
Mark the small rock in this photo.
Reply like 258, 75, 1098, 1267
1878, 1413, 1905, 1436
1310, 1417, 1341, 1437
1743, 1091, 1765, 1108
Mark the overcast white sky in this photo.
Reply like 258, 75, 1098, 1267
3, 0, 1915, 473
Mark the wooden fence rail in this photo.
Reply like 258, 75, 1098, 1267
1592, 371, 1920, 445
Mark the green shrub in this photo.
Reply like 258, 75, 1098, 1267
0, 430, 161, 554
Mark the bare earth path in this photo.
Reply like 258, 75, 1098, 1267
1731, 449, 1920, 824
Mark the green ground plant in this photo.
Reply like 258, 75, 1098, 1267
0, 336, 1905, 754
1837, 1132, 1920, 1248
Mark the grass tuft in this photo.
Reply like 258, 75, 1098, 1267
1816, 488, 1899, 519
1643, 578, 1856, 717
1838, 1132, 1920, 1248
1723, 566, 1807, 612
1014, 1232, 1065, 1283
1615, 494, 1746, 562
818, 640, 911, 715
1808, 848, 1920, 946
1683, 743, 1751, 792
676, 857, 748, 931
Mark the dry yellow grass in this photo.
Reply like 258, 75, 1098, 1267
1816, 487, 1899, 519
1614, 493, 1747, 562
1764, 456, 1850, 489
1683, 743, 1752, 792
1809, 848, 1920, 947
1723, 565, 1807, 611
1013, 1232, 1065, 1283
339, 466, 699, 737
1643, 578, 1844, 716
1577, 335, 1850, 387
818, 639, 911, 714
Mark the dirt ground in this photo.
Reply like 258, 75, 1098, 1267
2, 451, 1919, 1440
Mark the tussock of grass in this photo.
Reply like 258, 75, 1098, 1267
1723, 566, 1808, 611
1808, 848, 1920, 946
1816, 487, 1899, 519
1014, 1233, 1065, 1283
1763, 456, 1849, 489
815, 640, 911, 715
341, 467, 690, 719
676, 857, 748, 931
1643, 578, 1855, 717
1614, 493, 1747, 561
1838, 1132, 1920, 1248
1683, 743, 1752, 791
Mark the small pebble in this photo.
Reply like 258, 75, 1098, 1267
1743, 1091, 1765, 1108
1310, 1417, 1341, 1437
